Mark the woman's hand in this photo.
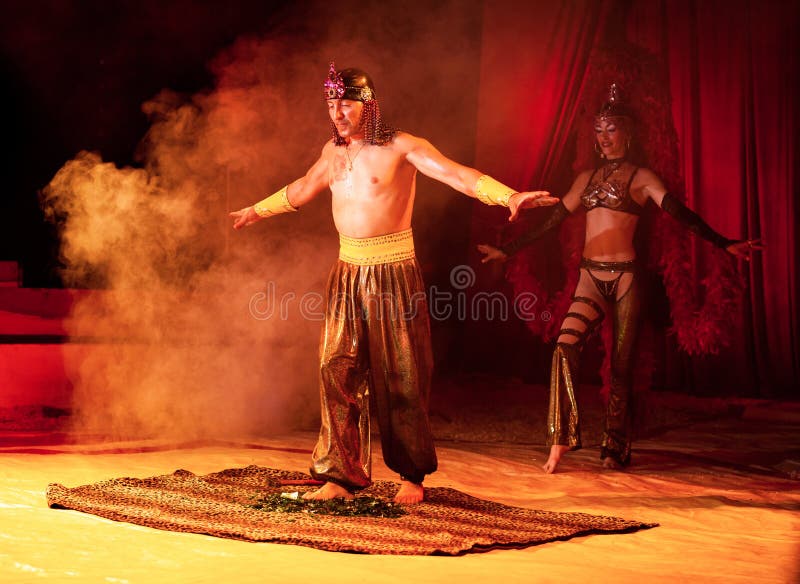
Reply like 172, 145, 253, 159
725, 239, 764, 260
477, 244, 509, 264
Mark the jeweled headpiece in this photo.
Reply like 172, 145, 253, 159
323, 62, 375, 102
595, 83, 633, 122
324, 61, 393, 146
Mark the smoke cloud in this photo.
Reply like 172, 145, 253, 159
40, 1, 482, 441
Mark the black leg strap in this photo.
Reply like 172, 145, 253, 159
559, 327, 586, 340
565, 311, 593, 326
572, 295, 605, 319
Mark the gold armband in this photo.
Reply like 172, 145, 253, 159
253, 186, 298, 217
474, 175, 517, 207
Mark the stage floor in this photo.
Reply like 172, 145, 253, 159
1, 400, 798, 583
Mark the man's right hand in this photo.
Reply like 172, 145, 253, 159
229, 206, 262, 230
508, 191, 559, 222
477, 244, 509, 264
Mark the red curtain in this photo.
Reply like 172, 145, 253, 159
474, 0, 606, 188
472, 0, 799, 395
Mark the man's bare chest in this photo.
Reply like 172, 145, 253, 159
328, 148, 412, 196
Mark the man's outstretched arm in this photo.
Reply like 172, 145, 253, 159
397, 133, 559, 219
230, 143, 332, 230
477, 170, 588, 263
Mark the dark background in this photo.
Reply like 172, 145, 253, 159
1, 1, 298, 286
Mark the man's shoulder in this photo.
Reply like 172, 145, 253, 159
389, 131, 426, 152
392, 130, 416, 140
320, 139, 339, 156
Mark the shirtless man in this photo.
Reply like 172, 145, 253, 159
231, 63, 558, 503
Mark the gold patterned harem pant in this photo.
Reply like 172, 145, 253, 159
309, 229, 437, 490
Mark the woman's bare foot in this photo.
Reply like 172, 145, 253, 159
601, 457, 623, 470
301, 481, 353, 500
543, 445, 571, 474
394, 480, 424, 504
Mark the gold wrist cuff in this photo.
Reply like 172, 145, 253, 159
475, 175, 516, 207
253, 186, 297, 217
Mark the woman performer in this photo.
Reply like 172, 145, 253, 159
478, 86, 760, 473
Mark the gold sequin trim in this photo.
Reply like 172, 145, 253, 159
339, 229, 416, 266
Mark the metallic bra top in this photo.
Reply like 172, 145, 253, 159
581, 164, 644, 216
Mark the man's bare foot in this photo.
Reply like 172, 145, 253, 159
301, 481, 353, 500
542, 445, 571, 474
601, 457, 623, 470
394, 480, 424, 504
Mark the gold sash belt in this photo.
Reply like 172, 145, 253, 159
338, 228, 416, 266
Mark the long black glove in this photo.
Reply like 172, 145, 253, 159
500, 201, 570, 256
660, 192, 736, 249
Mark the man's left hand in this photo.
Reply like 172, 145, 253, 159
508, 191, 559, 222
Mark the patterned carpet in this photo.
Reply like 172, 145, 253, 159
47, 465, 656, 555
